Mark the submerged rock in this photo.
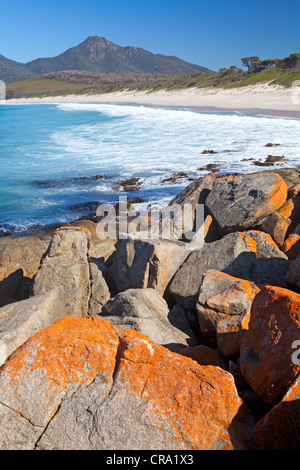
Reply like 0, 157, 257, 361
112, 177, 142, 192
162, 172, 194, 183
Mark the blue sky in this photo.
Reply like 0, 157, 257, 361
1, 0, 299, 71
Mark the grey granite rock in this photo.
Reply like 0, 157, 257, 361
205, 172, 287, 235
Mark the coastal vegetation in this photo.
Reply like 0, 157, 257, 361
6, 52, 300, 99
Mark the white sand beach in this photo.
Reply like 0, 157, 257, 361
5, 83, 300, 117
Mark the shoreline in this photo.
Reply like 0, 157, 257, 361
4, 83, 300, 119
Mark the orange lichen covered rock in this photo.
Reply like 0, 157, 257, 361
0, 316, 254, 450
253, 376, 300, 449
169, 232, 257, 311
278, 190, 300, 235
278, 198, 295, 219
240, 286, 300, 405
0, 316, 119, 427
196, 269, 257, 346
260, 211, 291, 247
245, 230, 287, 259
205, 172, 288, 235
217, 311, 251, 357
204, 214, 220, 243
178, 344, 228, 369
283, 223, 300, 260
288, 184, 300, 199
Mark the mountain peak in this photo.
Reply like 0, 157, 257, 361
1, 37, 214, 83
82, 36, 113, 46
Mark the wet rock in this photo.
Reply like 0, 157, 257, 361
35, 174, 108, 188
162, 172, 194, 183
202, 149, 218, 154
252, 155, 285, 167
112, 177, 142, 192
198, 163, 220, 172
266, 155, 285, 163
70, 201, 100, 212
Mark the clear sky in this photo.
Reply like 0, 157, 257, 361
1, 0, 299, 71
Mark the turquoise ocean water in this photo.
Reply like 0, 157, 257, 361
0, 102, 300, 232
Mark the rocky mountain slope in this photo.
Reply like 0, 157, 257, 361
0, 36, 213, 84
